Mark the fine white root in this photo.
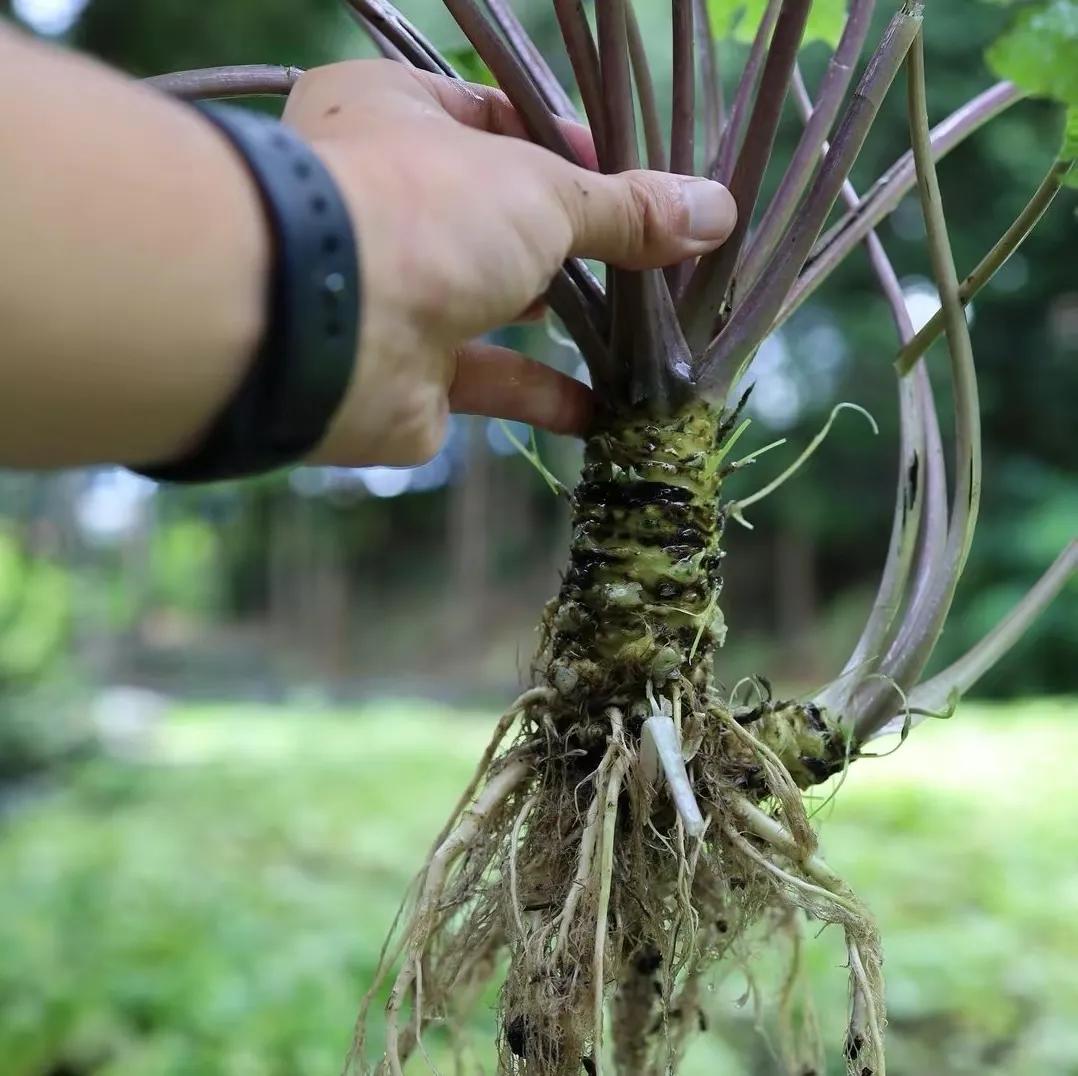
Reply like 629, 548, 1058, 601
729, 794, 886, 1076
730, 795, 841, 890
849, 941, 886, 1075
554, 789, 602, 958
508, 793, 537, 943
722, 822, 861, 919
554, 712, 625, 962
776, 911, 824, 1076
717, 708, 816, 853
385, 758, 531, 1076
428, 688, 549, 858
641, 713, 706, 836
347, 874, 422, 1071
593, 755, 628, 1076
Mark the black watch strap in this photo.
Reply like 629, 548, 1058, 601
132, 103, 360, 483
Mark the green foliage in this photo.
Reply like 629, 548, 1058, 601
443, 45, 495, 86
707, 0, 847, 46
1062, 106, 1078, 186
987, 1, 1078, 107
72, 0, 357, 77
0, 531, 70, 684
151, 519, 221, 617
1, 700, 1076, 1075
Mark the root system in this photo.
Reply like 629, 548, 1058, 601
349, 402, 884, 1076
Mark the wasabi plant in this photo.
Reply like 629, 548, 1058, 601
153, 2, 1077, 1073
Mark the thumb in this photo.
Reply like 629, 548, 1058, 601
550, 165, 737, 270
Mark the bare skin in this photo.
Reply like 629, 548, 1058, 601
0, 27, 736, 472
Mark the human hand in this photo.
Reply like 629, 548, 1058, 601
283, 60, 736, 466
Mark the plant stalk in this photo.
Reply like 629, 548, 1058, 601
553, 0, 607, 159
696, 3, 923, 402
779, 80, 1023, 328
895, 157, 1074, 374
626, 2, 667, 170
485, 0, 579, 119
851, 30, 982, 741
693, 0, 724, 165
741, 0, 877, 284
710, 0, 783, 183
680, 0, 813, 354
671, 0, 696, 176
144, 65, 303, 99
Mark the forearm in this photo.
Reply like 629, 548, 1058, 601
0, 24, 269, 469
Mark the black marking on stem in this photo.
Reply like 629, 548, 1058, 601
716, 386, 754, 445
906, 451, 920, 509
576, 480, 695, 509
800, 754, 845, 783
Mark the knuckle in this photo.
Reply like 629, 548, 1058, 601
622, 174, 661, 254
629, 173, 681, 251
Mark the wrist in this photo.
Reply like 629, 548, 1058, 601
147, 103, 271, 461
109, 96, 271, 469
133, 105, 361, 482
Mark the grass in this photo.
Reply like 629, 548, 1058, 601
0, 697, 1075, 1075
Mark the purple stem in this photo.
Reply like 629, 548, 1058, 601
485, 0, 579, 120
780, 80, 1022, 325
596, 0, 640, 173
553, 0, 607, 160
792, 59, 937, 721
695, 3, 924, 402
791, 66, 911, 338
441, 0, 584, 165
693, 0, 724, 167
145, 65, 303, 99
596, 0, 642, 385
852, 31, 982, 740
740, 0, 876, 285
625, 271, 697, 410
671, 0, 696, 176
680, 0, 813, 354
710, 0, 783, 184
666, 0, 697, 296
626, 3, 667, 171
343, 0, 455, 75
548, 271, 613, 385
348, 11, 409, 62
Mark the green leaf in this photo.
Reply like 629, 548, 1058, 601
1062, 106, 1078, 160
1062, 106, 1078, 187
986, 0, 1078, 107
707, 0, 846, 47
444, 45, 496, 87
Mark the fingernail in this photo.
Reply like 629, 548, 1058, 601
680, 179, 737, 242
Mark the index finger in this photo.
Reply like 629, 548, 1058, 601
448, 341, 593, 437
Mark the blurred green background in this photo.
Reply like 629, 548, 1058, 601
1, 0, 1076, 1073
